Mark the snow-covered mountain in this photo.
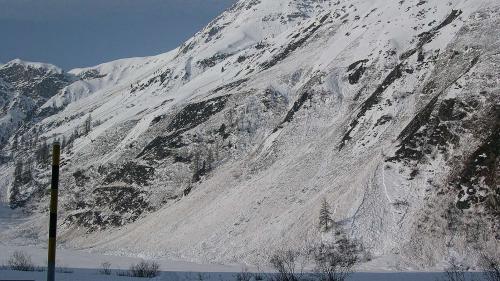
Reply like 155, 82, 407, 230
0, 59, 76, 150
1, 0, 498, 270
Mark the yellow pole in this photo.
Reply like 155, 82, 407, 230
47, 141, 60, 281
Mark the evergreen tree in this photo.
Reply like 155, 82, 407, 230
206, 147, 214, 171
61, 135, 67, 150
14, 161, 23, 180
319, 197, 333, 232
12, 135, 18, 150
10, 161, 23, 208
36, 140, 49, 164
33, 129, 39, 148
84, 114, 92, 135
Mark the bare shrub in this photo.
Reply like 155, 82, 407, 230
128, 260, 160, 278
236, 266, 253, 281
269, 249, 304, 281
7, 251, 34, 271
442, 258, 467, 281
254, 272, 265, 280
99, 261, 112, 275
55, 266, 74, 273
116, 270, 129, 277
480, 254, 500, 281
312, 238, 359, 281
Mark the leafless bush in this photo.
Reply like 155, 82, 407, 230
99, 261, 112, 275
479, 254, 500, 281
254, 272, 265, 280
269, 249, 304, 281
55, 266, 74, 273
312, 238, 359, 281
127, 260, 160, 278
442, 258, 467, 281
7, 251, 35, 271
236, 266, 253, 281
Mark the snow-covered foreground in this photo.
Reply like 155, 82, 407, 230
1, 269, 235, 281
0, 246, 488, 280
0, 268, 488, 281
0, 245, 247, 273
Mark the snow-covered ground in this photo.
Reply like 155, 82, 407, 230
0, 245, 489, 280
0, 269, 486, 281
0, 245, 247, 273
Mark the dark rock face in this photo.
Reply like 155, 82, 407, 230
262, 88, 288, 112
73, 170, 91, 187
78, 69, 106, 80
340, 63, 405, 149
167, 96, 228, 133
401, 10, 463, 60
198, 53, 231, 69
454, 109, 499, 211
0, 61, 74, 147
131, 69, 173, 93
138, 95, 228, 160
65, 185, 150, 232
274, 91, 313, 132
0, 63, 72, 102
261, 13, 330, 70
347, 59, 369, 84
103, 162, 155, 186
212, 79, 248, 93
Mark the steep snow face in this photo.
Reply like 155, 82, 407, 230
1, 0, 499, 270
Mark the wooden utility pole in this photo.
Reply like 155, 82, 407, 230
47, 141, 60, 281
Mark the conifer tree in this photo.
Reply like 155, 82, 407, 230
10, 161, 23, 208
84, 114, 92, 135
61, 135, 67, 150
319, 197, 333, 232
206, 147, 214, 171
36, 140, 49, 164
12, 135, 18, 150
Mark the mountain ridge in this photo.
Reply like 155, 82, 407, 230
0, 0, 498, 270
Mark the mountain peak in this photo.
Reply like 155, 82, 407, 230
4, 58, 63, 74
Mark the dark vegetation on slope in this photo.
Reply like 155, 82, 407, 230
138, 95, 228, 160
65, 185, 150, 232
454, 108, 499, 211
388, 54, 481, 164
103, 162, 155, 186
387, 95, 453, 163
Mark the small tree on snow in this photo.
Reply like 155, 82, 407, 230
84, 114, 92, 135
319, 198, 333, 232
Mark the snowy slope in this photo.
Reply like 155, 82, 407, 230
0, 0, 498, 270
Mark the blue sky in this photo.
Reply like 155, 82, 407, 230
0, 0, 236, 70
